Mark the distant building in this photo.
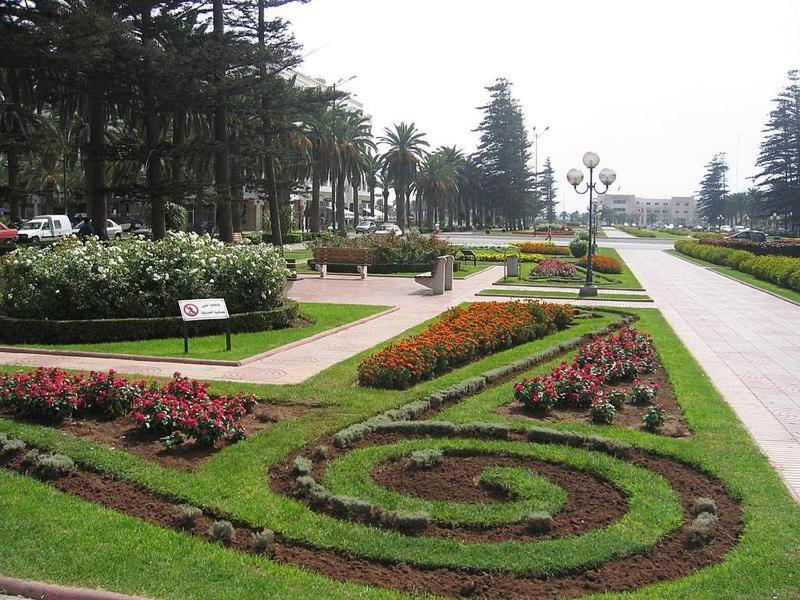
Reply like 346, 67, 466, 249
598, 194, 697, 227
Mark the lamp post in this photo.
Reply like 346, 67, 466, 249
567, 151, 616, 297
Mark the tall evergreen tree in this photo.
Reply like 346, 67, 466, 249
473, 78, 533, 230
754, 70, 800, 232
536, 157, 556, 223
697, 153, 729, 229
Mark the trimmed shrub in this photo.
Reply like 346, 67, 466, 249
569, 238, 589, 258
0, 433, 25, 454
513, 242, 571, 256
0, 302, 298, 345
312, 445, 330, 461
292, 456, 313, 475
409, 449, 443, 470
0, 233, 288, 320
209, 520, 235, 544
693, 497, 718, 516
686, 512, 718, 548
619, 226, 656, 238
526, 512, 553, 534
675, 239, 800, 293
699, 237, 800, 258
29, 452, 76, 478
175, 504, 202, 529
252, 528, 275, 552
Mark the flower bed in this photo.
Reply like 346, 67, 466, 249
579, 254, 623, 274
675, 239, 800, 292
514, 327, 658, 417
699, 237, 800, 258
0, 232, 288, 320
358, 301, 575, 389
0, 368, 256, 446
534, 258, 577, 278
471, 249, 545, 263
513, 242, 571, 256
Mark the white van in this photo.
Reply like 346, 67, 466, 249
17, 215, 73, 243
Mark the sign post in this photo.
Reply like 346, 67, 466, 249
178, 298, 231, 354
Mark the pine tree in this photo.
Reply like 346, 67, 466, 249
754, 70, 800, 232
474, 78, 534, 229
697, 153, 729, 229
537, 157, 557, 223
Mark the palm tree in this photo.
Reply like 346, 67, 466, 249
332, 109, 374, 236
362, 152, 380, 218
379, 122, 428, 229
304, 108, 333, 232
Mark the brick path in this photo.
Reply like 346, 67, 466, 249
617, 247, 800, 500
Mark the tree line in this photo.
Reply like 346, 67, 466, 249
697, 70, 800, 232
1, 2, 553, 241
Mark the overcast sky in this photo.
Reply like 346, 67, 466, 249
271, 0, 800, 213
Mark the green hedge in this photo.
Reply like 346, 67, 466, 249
0, 302, 299, 345
306, 260, 462, 274
675, 239, 800, 292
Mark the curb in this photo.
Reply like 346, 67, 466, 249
0, 307, 399, 368
474, 291, 654, 303
0, 577, 149, 600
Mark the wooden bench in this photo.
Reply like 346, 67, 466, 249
313, 247, 374, 279
232, 232, 244, 244
460, 248, 477, 267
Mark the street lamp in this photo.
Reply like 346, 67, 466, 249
567, 151, 616, 297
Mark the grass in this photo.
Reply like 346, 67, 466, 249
666, 249, 800, 305
0, 307, 799, 598
497, 247, 645, 290
15, 303, 389, 361
478, 288, 653, 302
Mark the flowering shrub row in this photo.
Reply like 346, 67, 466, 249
534, 258, 577, 278
358, 301, 575, 389
308, 232, 456, 265
0, 368, 256, 446
513, 242, 572, 256
472, 250, 546, 263
0, 232, 288, 320
514, 327, 657, 415
675, 239, 800, 291
578, 254, 623, 274
699, 237, 800, 258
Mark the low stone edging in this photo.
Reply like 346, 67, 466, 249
0, 576, 150, 600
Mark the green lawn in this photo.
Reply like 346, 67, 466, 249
0, 307, 799, 598
16, 303, 389, 361
478, 288, 653, 302
666, 249, 800, 305
497, 247, 645, 290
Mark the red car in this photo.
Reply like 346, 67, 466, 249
0, 222, 18, 244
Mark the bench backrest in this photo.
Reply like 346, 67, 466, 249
232, 232, 244, 244
314, 246, 374, 265
461, 249, 476, 258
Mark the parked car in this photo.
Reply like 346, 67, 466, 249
728, 230, 767, 242
17, 215, 72, 243
72, 218, 123, 239
355, 219, 377, 234
0, 222, 18, 244
119, 218, 152, 238
374, 222, 403, 237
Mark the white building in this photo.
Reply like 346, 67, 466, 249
598, 194, 697, 227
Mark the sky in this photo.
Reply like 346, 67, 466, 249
270, 0, 800, 214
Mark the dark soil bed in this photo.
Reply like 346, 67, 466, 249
2, 402, 314, 471
499, 362, 692, 437
1, 433, 741, 599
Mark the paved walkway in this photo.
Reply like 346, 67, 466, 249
617, 247, 800, 500
603, 226, 637, 238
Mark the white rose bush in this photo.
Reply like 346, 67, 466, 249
0, 233, 289, 320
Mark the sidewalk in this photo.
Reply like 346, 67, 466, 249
617, 246, 800, 500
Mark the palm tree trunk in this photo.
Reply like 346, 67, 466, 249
382, 190, 389, 223
336, 171, 346, 236
213, 0, 233, 242
352, 182, 359, 219
394, 183, 404, 228
7, 150, 21, 221
87, 85, 108, 240
369, 183, 375, 217
310, 168, 321, 232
